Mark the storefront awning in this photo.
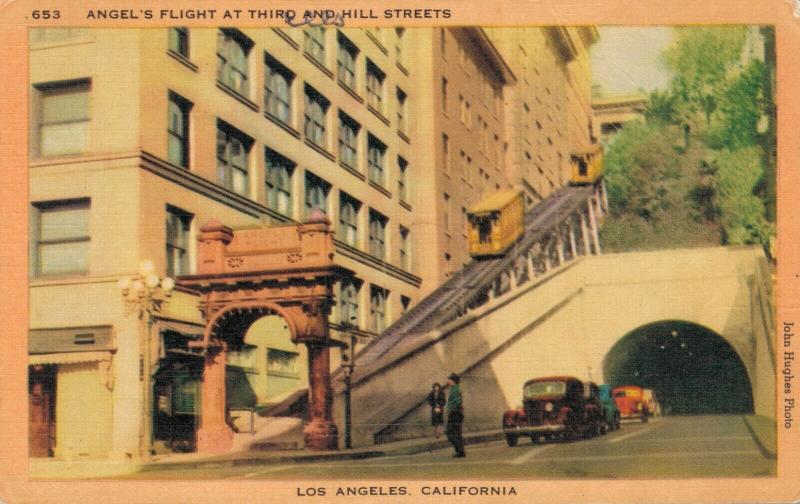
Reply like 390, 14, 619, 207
158, 320, 204, 338
29, 351, 112, 366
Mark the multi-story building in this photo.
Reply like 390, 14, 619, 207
487, 27, 599, 204
411, 28, 515, 289
28, 26, 425, 460
591, 92, 648, 144
27, 26, 596, 461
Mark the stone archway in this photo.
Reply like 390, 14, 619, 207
178, 211, 351, 453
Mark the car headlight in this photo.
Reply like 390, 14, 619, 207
545, 402, 554, 412
636, 403, 643, 411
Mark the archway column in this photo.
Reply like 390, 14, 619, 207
196, 343, 233, 453
304, 343, 338, 450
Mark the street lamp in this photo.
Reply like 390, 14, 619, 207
339, 317, 358, 450
118, 260, 175, 458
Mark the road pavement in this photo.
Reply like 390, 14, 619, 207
128, 415, 775, 479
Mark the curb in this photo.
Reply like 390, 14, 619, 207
741, 415, 777, 460
140, 431, 506, 473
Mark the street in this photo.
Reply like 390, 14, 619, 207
132, 415, 774, 479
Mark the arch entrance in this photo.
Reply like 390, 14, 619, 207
602, 321, 754, 415
178, 212, 351, 453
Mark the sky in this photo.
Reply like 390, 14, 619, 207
590, 27, 675, 96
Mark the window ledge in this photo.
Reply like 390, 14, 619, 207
366, 104, 391, 126
304, 52, 334, 79
397, 130, 411, 144
264, 112, 301, 139
167, 50, 198, 72
368, 180, 392, 198
304, 138, 336, 162
339, 161, 366, 181
267, 370, 301, 379
400, 200, 412, 211
396, 61, 409, 76
29, 36, 96, 51
364, 31, 388, 54
273, 27, 299, 50
338, 80, 364, 103
216, 81, 258, 112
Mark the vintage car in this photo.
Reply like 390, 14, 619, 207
612, 385, 650, 422
642, 388, 661, 417
598, 384, 621, 431
502, 376, 605, 446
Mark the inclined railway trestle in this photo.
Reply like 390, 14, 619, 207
358, 181, 608, 365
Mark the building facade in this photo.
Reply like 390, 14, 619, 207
486, 27, 599, 205
28, 26, 597, 461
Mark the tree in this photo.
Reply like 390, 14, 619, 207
644, 90, 677, 125
664, 27, 748, 126
712, 147, 772, 245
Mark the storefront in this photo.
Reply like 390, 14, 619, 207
28, 326, 115, 460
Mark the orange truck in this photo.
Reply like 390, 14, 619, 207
611, 385, 650, 422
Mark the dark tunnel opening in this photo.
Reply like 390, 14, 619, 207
602, 321, 754, 415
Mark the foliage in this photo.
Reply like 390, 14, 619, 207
664, 26, 748, 125
644, 90, 677, 125
712, 147, 773, 245
600, 26, 775, 252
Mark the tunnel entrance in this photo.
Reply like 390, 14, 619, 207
602, 321, 753, 415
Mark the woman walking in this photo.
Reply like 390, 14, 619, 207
427, 383, 446, 438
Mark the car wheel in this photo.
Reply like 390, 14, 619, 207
601, 421, 609, 435
505, 434, 518, 447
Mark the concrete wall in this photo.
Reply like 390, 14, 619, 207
333, 246, 775, 446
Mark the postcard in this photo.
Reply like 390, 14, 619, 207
1, 0, 799, 502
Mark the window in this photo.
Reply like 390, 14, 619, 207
169, 27, 189, 58
442, 134, 450, 174
36, 79, 90, 157
465, 100, 472, 128
370, 285, 389, 333
168, 92, 191, 168
32, 199, 90, 277
305, 171, 331, 217
228, 344, 257, 371
368, 209, 387, 259
216, 121, 251, 196
401, 295, 412, 315
399, 226, 410, 270
367, 135, 387, 187
166, 206, 192, 277
265, 149, 295, 216
336, 31, 358, 90
264, 54, 294, 124
304, 26, 325, 65
338, 192, 361, 247
338, 111, 360, 169
441, 78, 448, 112
267, 348, 299, 376
458, 94, 465, 123
443, 193, 451, 230
395, 28, 405, 66
217, 29, 252, 96
366, 59, 385, 114
340, 277, 361, 326
304, 85, 329, 148
396, 87, 408, 135
398, 156, 409, 203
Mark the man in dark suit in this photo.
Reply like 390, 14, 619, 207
445, 373, 466, 458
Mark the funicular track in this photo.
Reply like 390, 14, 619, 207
356, 184, 596, 366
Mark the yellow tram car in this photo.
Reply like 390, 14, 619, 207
467, 188, 525, 258
569, 144, 604, 185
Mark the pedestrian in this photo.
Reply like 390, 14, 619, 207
427, 382, 446, 438
445, 373, 466, 458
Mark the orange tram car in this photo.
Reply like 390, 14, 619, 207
467, 146, 603, 259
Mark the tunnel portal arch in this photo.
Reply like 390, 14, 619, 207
602, 320, 754, 415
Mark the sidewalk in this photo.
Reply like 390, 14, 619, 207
29, 429, 506, 479
138, 429, 506, 474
